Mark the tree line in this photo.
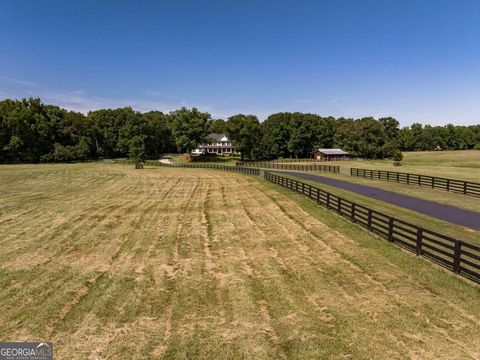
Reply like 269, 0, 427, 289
0, 98, 479, 163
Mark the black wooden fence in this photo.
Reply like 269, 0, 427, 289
236, 159, 316, 165
264, 158, 315, 163
264, 171, 480, 284
236, 161, 340, 173
351, 168, 480, 197
141, 160, 261, 175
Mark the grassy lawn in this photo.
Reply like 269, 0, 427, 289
0, 163, 479, 359
275, 150, 480, 182
261, 150, 480, 213
345, 150, 480, 182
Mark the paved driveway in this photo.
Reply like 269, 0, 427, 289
274, 171, 480, 230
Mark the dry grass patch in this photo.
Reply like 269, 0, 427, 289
0, 163, 478, 359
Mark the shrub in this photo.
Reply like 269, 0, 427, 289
53, 138, 90, 162
128, 136, 146, 162
392, 150, 403, 162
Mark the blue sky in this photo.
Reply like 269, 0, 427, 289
1, 0, 479, 126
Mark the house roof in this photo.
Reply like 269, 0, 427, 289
315, 148, 350, 155
197, 145, 235, 149
206, 133, 229, 142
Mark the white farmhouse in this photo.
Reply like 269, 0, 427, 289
192, 133, 238, 156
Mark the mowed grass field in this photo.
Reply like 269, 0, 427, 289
0, 163, 479, 359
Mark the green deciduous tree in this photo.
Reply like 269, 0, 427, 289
170, 107, 210, 156
207, 119, 227, 134
143, 111, 176, 158
393, 150, 403, 162
226, 114, 262, 160
1, 97, 479, 163
128, 135, 146, 162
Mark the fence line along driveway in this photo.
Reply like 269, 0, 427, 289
350, 168, 480, 197
273, 171, 480, 230
237, 161, 340, 173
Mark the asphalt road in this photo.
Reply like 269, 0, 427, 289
274, 171, 480, 230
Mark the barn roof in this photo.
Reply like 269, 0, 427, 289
315, 148, 350, 155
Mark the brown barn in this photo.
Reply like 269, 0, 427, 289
312, 148, 350, 161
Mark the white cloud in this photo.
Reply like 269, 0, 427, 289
1, 75, 479, 125
0, 75, 187, 114
0, 75, 297, 119
0, 75, 40, 88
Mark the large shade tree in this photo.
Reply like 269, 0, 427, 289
226, 114, 262, 161
170, 107, 211, 156
143, 111, 176, 158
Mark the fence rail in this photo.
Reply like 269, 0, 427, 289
237, 159, 319, 165
264, 171, 480, 284
115, 159, 261, 175
265, 158, 316, 163
236, 161, 340, 173
351, 168, 480, 197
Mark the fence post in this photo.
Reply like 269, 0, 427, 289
446, 179, 450, 191
453, 241, 462, 274
407, 173, 410, 185
337, 198, 342, 215
388, 217, 394, 242
463, 182, 467, 195
415, 228, 423, 256
367, 209, 372, 231
326, 193, 330, 209
351, 203, 355, 222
